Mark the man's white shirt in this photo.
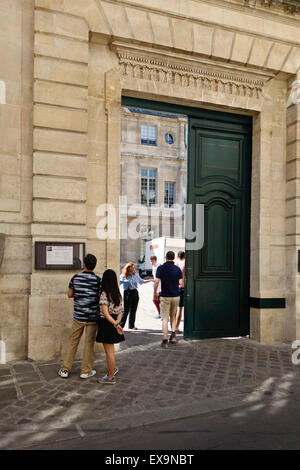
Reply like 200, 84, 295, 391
152, 263, 161, 293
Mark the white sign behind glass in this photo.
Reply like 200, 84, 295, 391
46, 246, 73, 265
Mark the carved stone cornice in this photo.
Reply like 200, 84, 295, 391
113, 43, 271, 100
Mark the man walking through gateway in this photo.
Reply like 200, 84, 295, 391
154, 251, 183, 349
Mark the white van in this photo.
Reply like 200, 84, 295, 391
138, 237, 185, 277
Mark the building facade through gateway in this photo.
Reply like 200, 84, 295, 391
120, 106, 187, 268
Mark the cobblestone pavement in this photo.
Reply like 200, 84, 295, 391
0, 283, 299, 450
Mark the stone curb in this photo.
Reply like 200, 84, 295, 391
5, 394, 249, 450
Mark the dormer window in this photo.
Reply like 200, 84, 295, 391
141, 125, 157, 146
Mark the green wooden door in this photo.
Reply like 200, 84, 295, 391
185, 116, 252, 339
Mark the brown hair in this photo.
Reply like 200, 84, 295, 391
122, 262, 135, 278
166, 251, 175, 261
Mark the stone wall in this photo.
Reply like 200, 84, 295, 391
285, 73, 300, 342
1, 0, 300, 361
0, 0, 34, 362
250, 78, 287, 342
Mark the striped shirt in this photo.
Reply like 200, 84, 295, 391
69, 271, 101, 322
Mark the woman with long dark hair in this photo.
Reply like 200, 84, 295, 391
96, 269, 125, 384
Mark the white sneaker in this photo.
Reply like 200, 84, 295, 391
80, 369, 96, 379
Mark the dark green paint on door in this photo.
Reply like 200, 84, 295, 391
185, 117, 252, 339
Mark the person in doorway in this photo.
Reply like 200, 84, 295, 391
120, 262, 152, 330
154, 251, 183, 349
58, 253, 101, 379
150, 255, 161, 318
175, 251, 185, 334
96, 269, 125, 385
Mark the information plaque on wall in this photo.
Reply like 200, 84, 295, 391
35, 242, 85, 270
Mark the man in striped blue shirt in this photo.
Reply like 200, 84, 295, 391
58, 254, 101, 379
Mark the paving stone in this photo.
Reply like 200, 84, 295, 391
0, 388, 18, 403
15, 372, 42, 384
13, 364, 35, 374
19, 383, 44, 396
0, 377, 14, 386
53, 391, 68, 399
46, 398, 61, 405
0, 412, 9, 421
13, 401, 28, 408
0, 369, 10, 377
17, 419, 32, 425
38, 364, 62, 381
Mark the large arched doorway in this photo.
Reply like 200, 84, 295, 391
122, 97, 252, 340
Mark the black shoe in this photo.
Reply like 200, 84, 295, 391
58, 369, 69, 378
129, 326, 138, 330
169, 333, 176, 344
161, 339, 168, 349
